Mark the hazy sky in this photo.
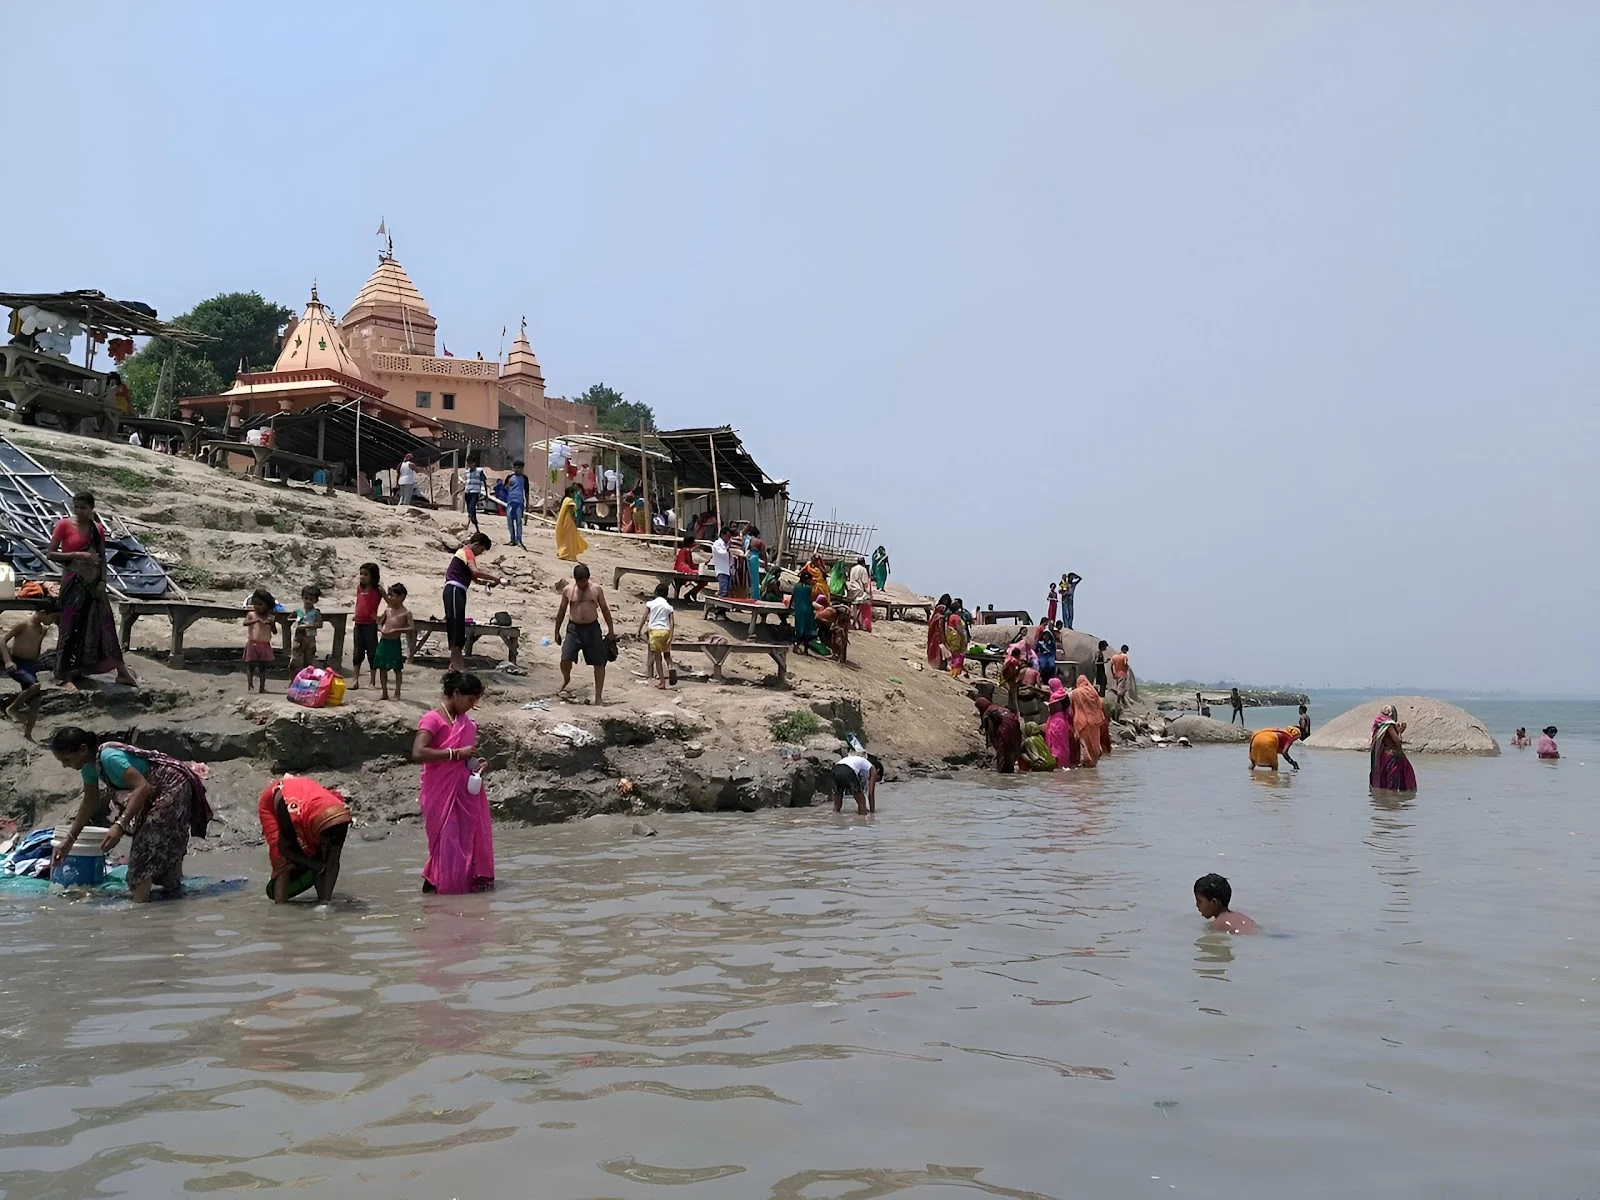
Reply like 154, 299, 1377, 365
6, 3, 1596, 691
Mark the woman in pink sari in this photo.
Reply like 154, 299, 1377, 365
1044, 678, 1077, 766
411, 671, 493, 893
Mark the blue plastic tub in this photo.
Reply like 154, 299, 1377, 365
50, 827, 109, 887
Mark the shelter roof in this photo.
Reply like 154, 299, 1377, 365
241, 402, 440, 471
655, 426, 785, 497
531, 431, 671, 462
274, 285, 365, 378
0, 289, 216, 346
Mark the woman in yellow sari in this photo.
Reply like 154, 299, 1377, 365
1248, 727, 1301, 771
554, 489, 589, 562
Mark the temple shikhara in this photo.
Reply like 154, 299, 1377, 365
183, 241, 595, 466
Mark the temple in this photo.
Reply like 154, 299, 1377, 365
185, 240, 596, 466
180, 285, 444, 440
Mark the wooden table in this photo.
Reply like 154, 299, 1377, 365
611, 565, 717, 600
406, 619, 520, 664
870, 597, 932, 622
118, 602, 349, 668
980, 610, 1033, 626
701, 595, 792, 640
676, 639, 790, 685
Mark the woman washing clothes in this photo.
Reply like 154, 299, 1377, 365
48, 491, 137, 689
974, 697, 1023, 774
49, 726, 209, 902
1369, 704, 1417, 792
413, 672, 493, 893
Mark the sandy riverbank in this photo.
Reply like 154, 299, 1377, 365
0, 425, 1159, 850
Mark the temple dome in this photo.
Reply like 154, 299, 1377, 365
504, 320, 543, 380
347, 255, 431, 316
274, 285, 364, 379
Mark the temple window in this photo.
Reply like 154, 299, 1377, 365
442, 393, 456, 411
415, 391, 431, 408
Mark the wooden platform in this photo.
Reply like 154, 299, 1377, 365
406, 619, 520, 664
118, 602, 349, 668
701, 595, 792, 640
611, 565, 716, 600
870, 597, 932, 622
675, 639, 789, 685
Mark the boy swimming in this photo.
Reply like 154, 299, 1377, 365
1194, 873, 1259, 934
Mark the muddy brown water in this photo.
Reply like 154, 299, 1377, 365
1, 739, 1596, 1198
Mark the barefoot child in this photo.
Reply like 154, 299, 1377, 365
242, 589, 277, 693
1194, 873, 1259, 934
290, 586, 322, 671
636, 582, 675, 689
2, 603, 57, 740
376, 583, 412, 701
350, 563, 382, 690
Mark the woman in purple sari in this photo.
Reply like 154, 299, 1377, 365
412, 671, 494, 893
1369, 704, 1417, 792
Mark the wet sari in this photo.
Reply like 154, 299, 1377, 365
1044, 698, 1076, 766
1072, 676, 1108, 767
976, 698, 1022, 773
418, 707, 494, 893
1369, 711, 1417, 792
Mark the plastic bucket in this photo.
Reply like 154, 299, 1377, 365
50, 826, 109, 887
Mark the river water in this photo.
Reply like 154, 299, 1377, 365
1, 706, 1596, 1198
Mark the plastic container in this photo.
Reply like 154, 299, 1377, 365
50, 826, 110, 887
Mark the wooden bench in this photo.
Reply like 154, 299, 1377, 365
870, 597, 932, 622
118, 602, 349, 668
611, 565, 717, 600
406, 618, 520, 664
701, 595, 792, 640
675, 639, 789, 685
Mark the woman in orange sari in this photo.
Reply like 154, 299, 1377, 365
1071, 674, 1108, 767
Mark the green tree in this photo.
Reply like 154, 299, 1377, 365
576, 382, 656, 432
123, 291, 293, 413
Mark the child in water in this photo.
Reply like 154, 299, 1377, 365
2, 602, 57, 740
376, 583, 413, 701
242, 589, 277, 693
1194, 873, 1259, 934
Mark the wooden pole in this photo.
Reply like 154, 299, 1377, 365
639, 419, 650, 532
614, 448, 622, 534
775, 485, 789, 567
708, 431, 722, 530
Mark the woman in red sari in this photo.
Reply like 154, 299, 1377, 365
48, 491, 136, 688
927, 593, 952, 669
974, 697, 1022, 774
1369, 705, 1417, 792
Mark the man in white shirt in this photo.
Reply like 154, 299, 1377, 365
463, 461, 487, 529
635, 581, 676, 689
396, 454, 418, 506
830, 754, 882, 815
710, 528, 732, 598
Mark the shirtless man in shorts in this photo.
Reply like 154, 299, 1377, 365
554, 563, 616, 703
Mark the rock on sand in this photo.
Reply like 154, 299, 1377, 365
1305, 696, 1499, 755
1165, 714, 1250, 744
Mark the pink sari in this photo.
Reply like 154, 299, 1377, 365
418, 708, 494, 893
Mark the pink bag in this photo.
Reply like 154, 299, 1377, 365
287, 665, 336, 708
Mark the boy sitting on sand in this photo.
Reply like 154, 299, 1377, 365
1194, 873, 1258, 934
2, 603, 57, 741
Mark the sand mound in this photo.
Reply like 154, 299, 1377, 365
1305, 697, 1499, 755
